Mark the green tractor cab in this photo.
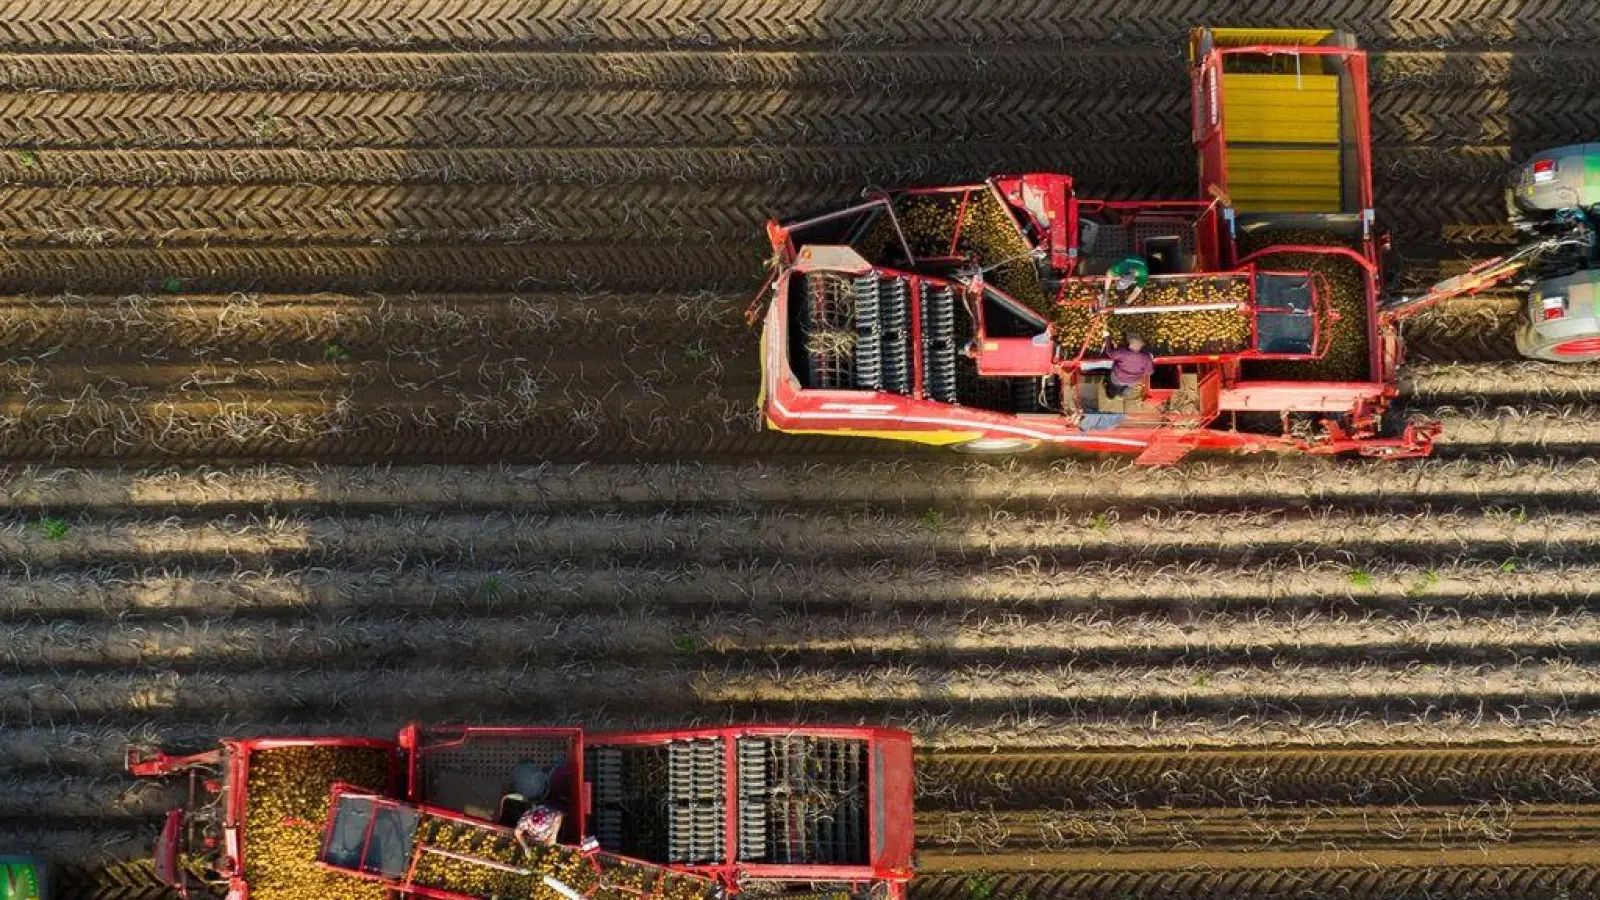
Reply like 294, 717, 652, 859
0, 858, 46, 900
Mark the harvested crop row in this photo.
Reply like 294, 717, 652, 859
7, 660, 1600, 724
1407, 360, 1600, 402
0, 90, 1186, 151
8, 505, 1600, 570
11, 456, 1600, 516
4, 559, 1599, 626
9, 607, 1600, 679
14, 709, 1600, 778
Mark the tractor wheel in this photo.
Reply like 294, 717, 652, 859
952, 437, 1038, 455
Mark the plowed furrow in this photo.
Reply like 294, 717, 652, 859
7, 558, 1598, 627
0, 507, 1598, 570
8, 456, 1600, 517
0, 776, 177, 820
8, 661, 1600, 725
1408, 361, 1600, 403
9, 610, 1600, 680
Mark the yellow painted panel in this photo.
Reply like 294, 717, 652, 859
1228, 186, 1342, 213
1225, 147, 1341, 184
769, 424, 983, 446
1208, 27, 1333, 48
1221, 73, 1340, 144
1224, 146, 1343, 212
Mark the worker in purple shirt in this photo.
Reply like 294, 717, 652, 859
1105, 333, 1154, 398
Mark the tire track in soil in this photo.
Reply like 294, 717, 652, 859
0, 183, 842, 247
2, 0, 1597, 52
2, 49, 1597, 96
0, 244, 762, 293
0, 178, 1521, 250
918, 805, 1600, 856
920, 745, 1600, 808
911, 867, 1600, 900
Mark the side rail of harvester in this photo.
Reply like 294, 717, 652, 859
317, 788, 719, 900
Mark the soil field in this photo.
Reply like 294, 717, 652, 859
9, 460, 1600, 900
5, 2, 1600, 899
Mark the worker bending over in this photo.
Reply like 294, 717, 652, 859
1105, 333, 1154, 399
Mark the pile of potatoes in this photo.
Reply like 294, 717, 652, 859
852, 189, 1049, 311
410, 814, 716, 900
1238, 229, 1370, 380
1053, 276, 1252, 356
244, 745, 391, 900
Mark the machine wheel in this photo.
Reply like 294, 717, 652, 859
952, 437, 1038, 455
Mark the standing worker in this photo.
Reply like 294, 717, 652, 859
1105, 333, 1155, 399
1102, 256, 1149, 306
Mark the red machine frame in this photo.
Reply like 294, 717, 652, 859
755, 35, 1439, 463
128, 736, 401, 900
132, 723, 916, 900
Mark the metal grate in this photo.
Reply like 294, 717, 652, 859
587, 746, 625, 849
801, 273, 859, 390
921, 285, 958, 403
851, 276, 881, 390
667, 738, 726, 864
879, 278, 912, 396
587, 744, 670, 861
418, 734, 571, 820
737, 737, 867, 866
1081, 217, 1195, 264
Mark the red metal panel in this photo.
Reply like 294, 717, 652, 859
871, 731, 916, 880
